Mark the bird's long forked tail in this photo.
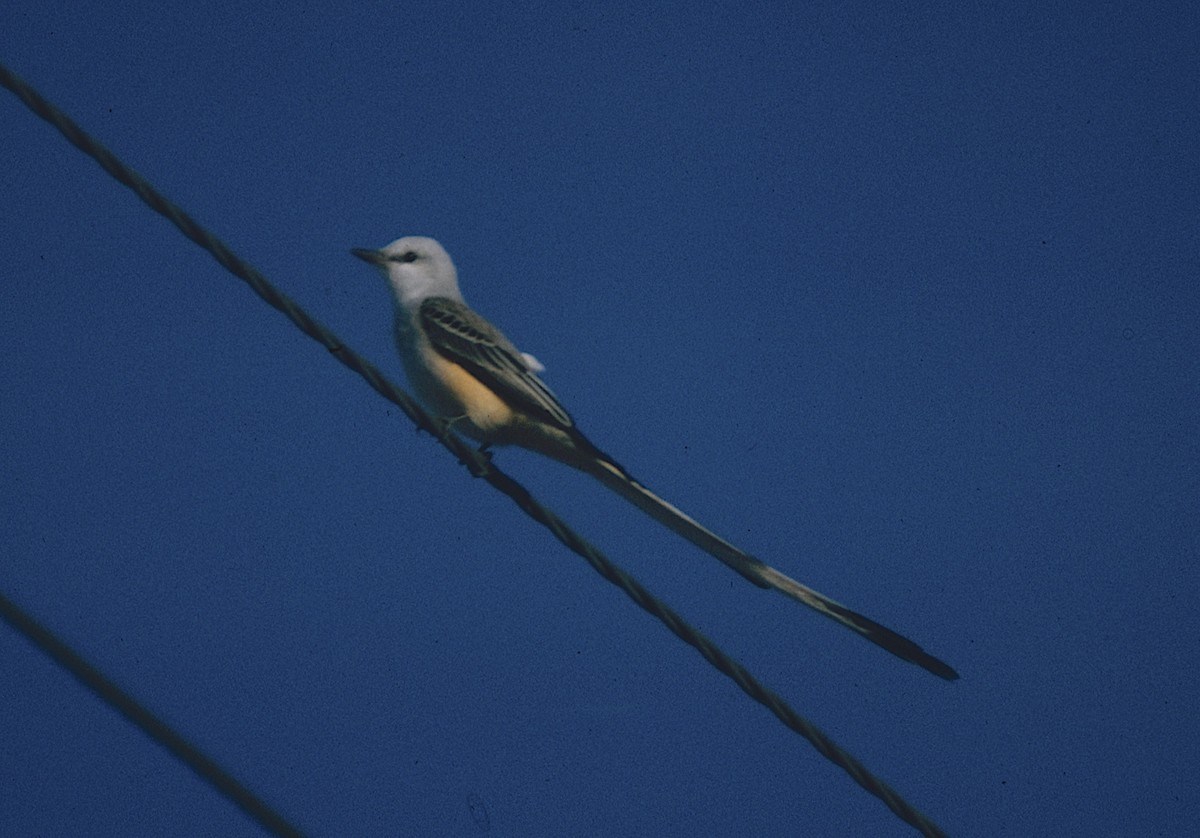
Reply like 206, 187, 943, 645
583, 457, 959, 681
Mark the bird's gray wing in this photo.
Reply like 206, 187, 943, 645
419, 296, 574, 430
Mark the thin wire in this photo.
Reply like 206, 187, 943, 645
0, 62, 951, 837
0, 591, 305, 837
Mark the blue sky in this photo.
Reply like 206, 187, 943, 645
2, 3, 1197, 836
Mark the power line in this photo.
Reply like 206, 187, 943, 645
0, 61, 951, 837
0, 591, 305, 837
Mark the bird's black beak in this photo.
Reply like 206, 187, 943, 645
350, 247, 386, 266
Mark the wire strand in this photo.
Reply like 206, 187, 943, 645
0, 591, 305, 837
0, 61, 950, 838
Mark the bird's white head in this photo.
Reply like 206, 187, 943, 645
351, 235, 463, 308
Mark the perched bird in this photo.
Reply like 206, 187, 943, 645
353, 236, 957, 680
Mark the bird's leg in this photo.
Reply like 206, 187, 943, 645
438, 414, 468, 436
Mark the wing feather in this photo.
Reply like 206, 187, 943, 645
419, 297, 574, 429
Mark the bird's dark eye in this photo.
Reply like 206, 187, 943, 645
399, 250, 419, 263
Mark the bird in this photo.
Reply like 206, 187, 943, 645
352, 236, 958, 681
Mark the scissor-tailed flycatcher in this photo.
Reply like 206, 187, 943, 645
353, 236, 958, 680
